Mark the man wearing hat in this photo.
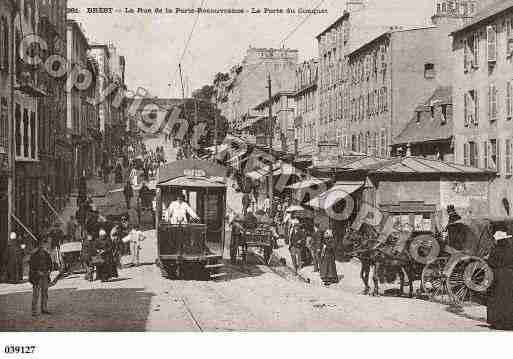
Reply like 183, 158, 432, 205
487, 231, 513, 330
289, 222, 306, 272
29, 238, 52, 316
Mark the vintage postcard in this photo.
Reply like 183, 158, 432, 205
1, 1, 513, 349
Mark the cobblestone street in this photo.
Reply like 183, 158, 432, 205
0, 227, 489, 331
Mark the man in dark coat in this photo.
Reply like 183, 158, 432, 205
29, 238, 53, 316
123, 181, 134, 210
307, 223, 323, 272
289, 223, 306, 272
242, 192, 251, 216
487, 231, 513, 330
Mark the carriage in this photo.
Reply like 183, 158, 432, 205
233, 217, 274, 265
421, 217, 513, 306
155, 160, 228, 280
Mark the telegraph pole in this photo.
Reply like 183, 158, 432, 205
267, 73, 273, 204
214, 95, 219, 158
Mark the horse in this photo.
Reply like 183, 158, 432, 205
344, 223, 417, 298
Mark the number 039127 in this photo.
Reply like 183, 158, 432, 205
4, 346, 36, 354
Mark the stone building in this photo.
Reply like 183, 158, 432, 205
315, 0, 477, 155
13, 0, 46, 235
0, 0, 17, 270
217, 46, 298, 129
292, 59, 318, 157
451, 0, 513, 216
38, 0, 68, 218
67, 20, 97, 183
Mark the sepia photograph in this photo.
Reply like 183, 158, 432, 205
1, 0, 513, 350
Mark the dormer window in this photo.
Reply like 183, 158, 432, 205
441, 104, 448, 124
424, 63, 435, 79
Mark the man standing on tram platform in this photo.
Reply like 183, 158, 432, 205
165, 194, 200, 224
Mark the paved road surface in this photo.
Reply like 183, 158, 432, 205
0, 229, 488, 331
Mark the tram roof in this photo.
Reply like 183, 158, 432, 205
157, 159, 228, 185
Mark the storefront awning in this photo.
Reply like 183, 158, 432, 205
286, 178, 330, 190
307, 181, 363, 210
272, 163, 299, 176
245, 163, 281, 180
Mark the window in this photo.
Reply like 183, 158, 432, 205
424, 63, 435, 79
464, 90, 479, 127
0, 17, 6, 72
487, 139, 500, 172
23, 109, 29, 158
507, 81, 512, 119
441, 104, 448, 124
464, 33, 480, 71
488, 84, 498, 122
506, 139, 512, 175
506, 19, 513, 56
487, 25, 497, 63
30, 111, 36, 159
15, 104, 21, 156
0, 97, 7, 151
469, 141, 479, 167
380, 129, 387, 157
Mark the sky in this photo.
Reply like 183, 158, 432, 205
69, 0, 437, 99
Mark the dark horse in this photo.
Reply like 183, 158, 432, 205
344, 223, 417, 297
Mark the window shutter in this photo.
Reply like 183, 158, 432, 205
497, 139, 501, 173
473, 32, 479, 67
507, 19, 513, 56
488, 85, 492, 120
474, 90, 479, 126
464, 143, 469, 166
483, 140, 488, 168
493, 85, 498, 121
487, 25, 497, 62
474, 142, 480, 167
506, 139, 513, 175
464, 92, 469, 127
464, 38, 469, 71
507, 81, 512, 118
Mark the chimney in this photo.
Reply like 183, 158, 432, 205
346, 0, 365, 13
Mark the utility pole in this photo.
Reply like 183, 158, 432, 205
7, 8, 16, 236
214, 95, 218, 159
266, 73, 273, 204
178, 64, 185, 99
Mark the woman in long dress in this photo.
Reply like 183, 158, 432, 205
96, 230, 116, 282
487, 231, 513, 330
320, 229, 339, 286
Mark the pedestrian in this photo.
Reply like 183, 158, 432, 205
487, 231, 513, 330
29, 238, 53, 316
242, 192, 251, 216
77, 175, 87, 208
230, 214, 244, 264
96, 229, 116, 282
130, 167, 138, 187
123, 181, 133, 210
81, 233, 97, 281
307, 223, 323, 272
320, 229, 339, 286
115, 162, 123, 184
110, 224, 123, 269
3, 232, 21, 283
289, 222, 306, 272
66, 215, 79, 243
49, 224, 64, 271
262, 195, 271, 216
128, 229, 145, 267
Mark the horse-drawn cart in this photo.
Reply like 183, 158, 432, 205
60, 241, 83, 273
421, 217, 513, 306
236, 221, 274, 265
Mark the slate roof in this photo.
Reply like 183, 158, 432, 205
452, 0, 513, 35
394, 86, 453, 145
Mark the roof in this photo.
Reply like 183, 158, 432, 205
452, 0, 513, 36
316, 11, 350, 39
157, 160, 228, 184
364, 156, 495, 175
394, 86, 453, 145
306, 181, 364, 210
253, 91, 295, 111
348, 25, 436, 58
67, 20, 89, 48
158, 177, 226, 188
287, 178, 331, 190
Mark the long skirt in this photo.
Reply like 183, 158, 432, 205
487, 268, 513, 330
320, 249, 338, 284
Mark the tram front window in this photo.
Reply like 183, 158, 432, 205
163, 192, 200, 224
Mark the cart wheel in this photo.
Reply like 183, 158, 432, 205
447, 257, 493, 307
421, 257, 451, 304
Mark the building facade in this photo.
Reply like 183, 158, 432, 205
452, 1, 513, 216
14, 0, 45, 236
218, 46, 298, 130
38, 0, 68, 222
293, 59, 318, 156
0, 0, 17, 272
